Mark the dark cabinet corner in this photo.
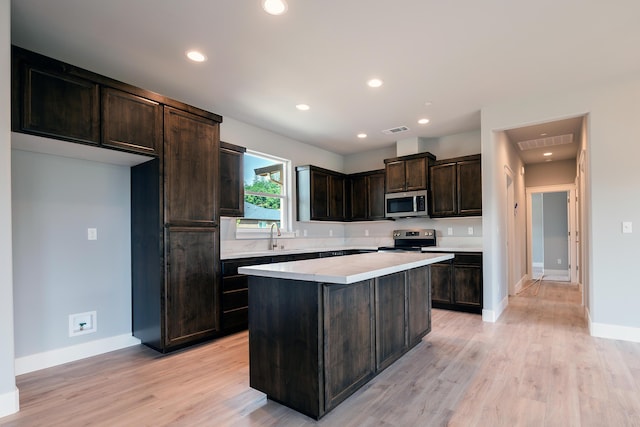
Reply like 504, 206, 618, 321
296, 165, 346, 221
347, 169, 386, 221
219, 141, 246, 217
13, 50, 100, 145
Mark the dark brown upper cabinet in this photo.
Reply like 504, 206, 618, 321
457, 157, 482, 216
296, 165, 346, 221
219, 141, 246, 217
12, 46, 222, 157
101, 87, 163, 156
13, 55, 100, 145
430, 154, 482, 218
384, 152, 436, 193
348, 169, 386, 221
164, 107, 220, 227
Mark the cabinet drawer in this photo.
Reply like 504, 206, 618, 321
453, 253, 482, 266
222, 257, 271, 276
222, 307, 248, 330
223, 289, 249, 311
222, 276, 248, 292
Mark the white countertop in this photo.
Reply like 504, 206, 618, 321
221, 246, 378, 260
238, 252, 454, 285
421, 246, 483, 253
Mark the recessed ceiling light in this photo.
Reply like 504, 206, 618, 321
357, 133, 367, 139
424, 101, 433, 107
540, 133, 548, 136
262, 0, 288, 15
186, 50, 206, 62
543, 152, 553, 156
418, 118, 430, 125
367, 78, 383, 88
296, 104, 310, 111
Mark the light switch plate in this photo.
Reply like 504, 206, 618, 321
447, 227, 453, 236
467, 227, 474, 235
622, 221, 633, 234
87, 228, 97, 240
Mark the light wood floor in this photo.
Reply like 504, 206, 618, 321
3, 281, 640, 426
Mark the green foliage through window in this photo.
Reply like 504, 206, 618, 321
245, 178, 281, 209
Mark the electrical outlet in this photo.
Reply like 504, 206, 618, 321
622, 221, 633, 234
303, 229, 308, 237
329, 229, 333, 237
87, 228, 97, 240
447, 227, 453, 236
557, 258, 562, 265
365, 229, 369, 237
467, 227, 474, 235
69, 311, 97, 337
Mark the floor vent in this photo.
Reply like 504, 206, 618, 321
382, 125, 410, 135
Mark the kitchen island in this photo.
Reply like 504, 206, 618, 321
239, 251, 454, 419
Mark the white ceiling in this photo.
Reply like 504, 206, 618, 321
505, 116, 584, 164
10, 1, 640, 156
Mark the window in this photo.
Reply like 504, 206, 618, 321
236, 150, 291, 233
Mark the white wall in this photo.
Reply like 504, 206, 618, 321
421, 130, 482, 160
483, 74, 640, 339
525, 159, 576, 187
0, 0, 18, 417
481, 129, 527, 319
343, 145, 395, 174
11, 150, 135, 360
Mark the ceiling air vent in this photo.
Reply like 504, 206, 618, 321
517, 133, 573, 151
382, 125, 410, 135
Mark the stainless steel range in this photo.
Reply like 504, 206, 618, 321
378, 229, 437, 252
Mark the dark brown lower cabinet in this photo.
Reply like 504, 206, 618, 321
375, 272, 407, 371
431, 252, 483, 314
324, 282, 376, 412
248, 265, 432, 419
407, 266, 431, 345
164, 228, 219, 349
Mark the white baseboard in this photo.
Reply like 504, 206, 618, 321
482, 294, 509, 323
542, 269, 570, 281
0, 388, 19, 418
15, 334, 141, 375
589, 319, 640, 343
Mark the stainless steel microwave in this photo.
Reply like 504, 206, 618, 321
385, 190, 428, 218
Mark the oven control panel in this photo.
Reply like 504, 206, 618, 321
393, 229, 435, 239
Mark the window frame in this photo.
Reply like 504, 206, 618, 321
235, 149, 293, 238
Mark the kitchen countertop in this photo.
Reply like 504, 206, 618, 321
238, 251, 454, 284
421, 246, 483, 253
221, 246, 378, 260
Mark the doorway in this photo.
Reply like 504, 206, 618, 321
526, 185, 577, 283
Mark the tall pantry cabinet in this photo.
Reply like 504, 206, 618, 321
132, 107, 221, 353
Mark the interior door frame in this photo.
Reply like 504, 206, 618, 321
525, 184, 577, 283
505, 166, 516, 295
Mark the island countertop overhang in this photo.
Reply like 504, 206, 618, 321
238, 251, 454, 284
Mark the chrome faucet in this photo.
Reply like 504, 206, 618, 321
269, 223, 281, 250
